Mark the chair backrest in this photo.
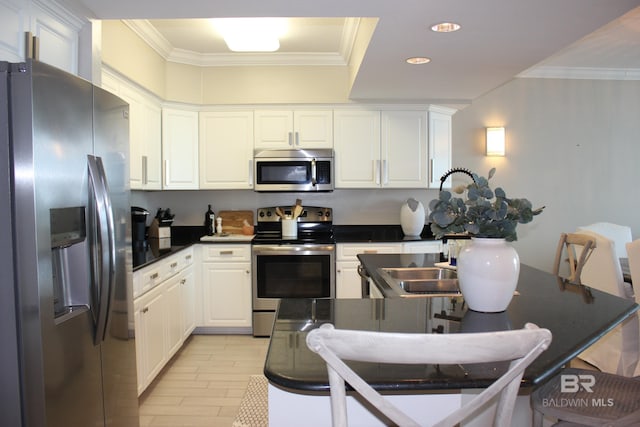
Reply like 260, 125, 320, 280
553, 232, 596, 284
578, 230, 627, 298
578, 222, 632, 258
625, 239, 640, 303
306, 323, 552, 427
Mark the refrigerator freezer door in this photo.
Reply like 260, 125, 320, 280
10, 60, 104, 427
0, 62, 23, 427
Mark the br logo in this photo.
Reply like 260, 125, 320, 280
560, 374, 595, 393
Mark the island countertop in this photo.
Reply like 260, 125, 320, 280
264, 254, 638, 394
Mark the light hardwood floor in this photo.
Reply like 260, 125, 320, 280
138, 334, 270, 427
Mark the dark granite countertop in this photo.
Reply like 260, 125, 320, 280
132, 244, 191, 271
332, 224, 436, 243
264, 254, 639, 394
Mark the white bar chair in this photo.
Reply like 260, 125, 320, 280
578, 222, 632, 258
306, 323, 552, 427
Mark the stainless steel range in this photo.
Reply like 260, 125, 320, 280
252, 206, 335, 337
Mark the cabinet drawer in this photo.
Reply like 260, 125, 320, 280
201, 244, 251, 262
137, 263, 167, 296
403, 241, 442, 253
337, 243, 402, 261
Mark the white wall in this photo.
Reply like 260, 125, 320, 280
452, 77, 640, 271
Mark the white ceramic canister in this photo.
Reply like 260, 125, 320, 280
281, 218, 298, 237
400, 198, 425, 236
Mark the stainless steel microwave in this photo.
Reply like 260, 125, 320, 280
253, 149, 334, 192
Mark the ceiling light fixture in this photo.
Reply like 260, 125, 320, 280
406, 57, 431, 65
211, 18, 288, 52
431, 22, 461, 33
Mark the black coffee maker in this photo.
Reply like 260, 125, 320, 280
131, 206, 149, 251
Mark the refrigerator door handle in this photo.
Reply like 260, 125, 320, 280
87, 154, 116, 345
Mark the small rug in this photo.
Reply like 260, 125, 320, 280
232, 375, 269, 427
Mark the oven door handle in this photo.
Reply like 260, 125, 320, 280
311, 158, 317, 187
252, 244, 335, 255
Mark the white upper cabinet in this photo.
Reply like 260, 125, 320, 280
381, 110, 428, 188
254, 109, 333, 149
103, 71, 162, 190
335, 108, 448, 189
333, 109, 381, 188
1, 0, 27, 62
199, 110, 254, 189
428, 107, 454, 189
1, 0, 83, 74
162, 106, 199, 190
118, 83, 162, 190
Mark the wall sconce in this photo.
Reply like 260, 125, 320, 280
485, 127, 506, 156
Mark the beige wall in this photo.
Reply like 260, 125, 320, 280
200, 66, 350, 104
101, 20, 166, 97
102, 21, 351, 104
165, 62, 203, 104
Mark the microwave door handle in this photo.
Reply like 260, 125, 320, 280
311, 158, 317, 186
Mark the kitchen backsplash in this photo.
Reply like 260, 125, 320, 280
131, 188, 441, 226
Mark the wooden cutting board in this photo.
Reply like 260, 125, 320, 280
217, 210, 254, 234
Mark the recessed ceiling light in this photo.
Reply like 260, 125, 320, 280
431, 22, 461, 33
406, 57, 431, 65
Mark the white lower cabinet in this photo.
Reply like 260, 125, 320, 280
134, 285, 166, 395
181, 267, 196, 340
133, 247, 194, 395
200, 244, 252, 330
336, 243, 403, 299
337, 241, 443, 299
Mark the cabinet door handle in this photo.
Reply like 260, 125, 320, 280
364, 250, 378, 254
180, 279, 186, 285
220, 250, 233, 255
374, 160, 380, 185
288, 131, 293, 146
185, 255, 192, 260
382, 159, 388, 185
142, 307, 149, 314
142, 155, 148, 185
150, 272, 159, 279
429, 158, 434, 183
295, 132, 300, 146
164, 159, 169, 187
170, 262, 178, 268
248, 159, 254, 186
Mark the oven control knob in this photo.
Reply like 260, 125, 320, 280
259, 211, 265, 217
325, 211, 331, 217
266, 211, 272, 217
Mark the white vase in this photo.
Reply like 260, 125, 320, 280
400, 198, 425, 236
457, 237, 520, 312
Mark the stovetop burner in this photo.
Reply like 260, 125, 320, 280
253, 206, 334, 245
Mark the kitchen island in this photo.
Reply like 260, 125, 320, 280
264, 254, 638, 426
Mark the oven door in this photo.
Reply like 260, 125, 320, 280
252, 244, 335, 310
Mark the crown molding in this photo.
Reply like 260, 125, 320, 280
123, 20, 173, 58
519, 66, 640, 80
168, 50, 347, 67
122, 18, 353, 67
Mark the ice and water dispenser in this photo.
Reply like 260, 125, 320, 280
50, 207, 91, 321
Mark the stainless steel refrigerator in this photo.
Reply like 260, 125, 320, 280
0, 59, 139, 426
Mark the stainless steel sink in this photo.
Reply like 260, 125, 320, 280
376, 267, 460, 297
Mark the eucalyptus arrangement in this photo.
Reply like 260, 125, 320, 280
429, 168, 544, 241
